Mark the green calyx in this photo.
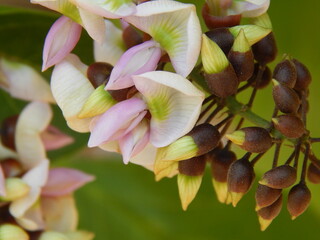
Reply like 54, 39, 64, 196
229, 25, 271, 46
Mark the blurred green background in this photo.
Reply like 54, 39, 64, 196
1, 0, 320, 239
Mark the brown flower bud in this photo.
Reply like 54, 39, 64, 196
122, 25, 143, 49
257, 195, 283, 231
227, 156, 255, 206
307, 163, 320, 184
272, 80, 301, 114
87, 62, 113, 88
250, 64, 272, 89
273, 59, 297, 88
0, 158, 23, 178
259, 165, 297, 189
287, 183, 311, 220
1, 115, 19, 151
226, 127, 272, 153
178, 155, 207, 177
292, 59, 312, 92
202, 3, 241, 30
205, 29, 235, 55
252, 32, 277, 65
108, 88, 132, 102
272, 115, 305, 139
255, 184, 282, 211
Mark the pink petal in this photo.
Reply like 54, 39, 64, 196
0, 166, 6, 196
41, 168, 95, 197
42, 16, 82, 71
88, 97, 147, 147
105, 40, 162, 90
40, 125, 74, 151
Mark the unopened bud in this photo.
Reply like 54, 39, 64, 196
1, 115, 19, 151
257, 195, 283, 231
255, 184, 282, 211
307, 163, 320, 184
287, 183, 311, 220
292, 59, 312, 92
39, 231, 68, 240
272, 80, 301, 114
0, 224, 29, 240
226, 127, 272, 153
273, 59, 297, 88
272, 115, 305, 139
205, 28, 234, 54
122, 25, 143, 49
87, 62, 113, 88
259, 165, 297, 189
178, 155, 206, 177
252, 32, 277, 65
0, 158, 23, 178
227, 156, 255, 207
250, 64, 272, 89
178, 173, 202, 211
229, 25, 271, 46
1, 178, 30, 201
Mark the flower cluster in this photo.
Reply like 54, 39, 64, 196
28, 0, 320, 232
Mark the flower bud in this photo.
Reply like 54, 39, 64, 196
273, 59, 297, 88
257, 195, 283, 231
307, 163, 320, 184
1, 115, 19, 151
226, 127, 272, 153
227, 156, 255, 207
228, 29, 254, 82
250, 64, 272, 89
272, 115, 305, 139
39, 231, 68, 240
259, 165, 297, 189
255, 184, 282, 211
0, 158, 23, 178
229, 25, 272, 46
87, 62, 113, 88
287, 183, 311, 220
205, 28, 234, 54
272, 80, 301, 114
0, 224, 29, 240
0, 178, 30, 201
178, 155, 206, 177
122, 25, 143, 49
292, 59, 312, 92
252, 32, 277, 65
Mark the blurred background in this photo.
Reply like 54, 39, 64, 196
1, 0, 320, 239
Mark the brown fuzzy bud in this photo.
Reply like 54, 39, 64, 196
307, 163, 320, 184
259, 165, 297, 189
0, 158, 23, 178
272, 115, 305, 139
292, 59, 312, 92
287, 183, 311, 220
255, 184, 282, 211
227, 156, 255, 206
257, 195, 283, 231
273, 59, 297, 88
205, 29, 235, 55
87, 62, 113, 88
122, 25, 143, 49
272, 80, 301, 114
108, 88, 132, 102
252, 32, 277, 65
250, 64, 272, 89
1, 115, 19, 151
202, 3, 241, 30
204, 64, 239, 98
178, 155, 207, 177
226, 127, 272, 153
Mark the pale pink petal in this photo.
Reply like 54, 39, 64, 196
42, 195, 78, 232
88, 97, 147, 147
41, 168, 95, 197
41, 125, 74, 151
42, 16, 82, 71
105, 40, 161, 90
119, 120, 150, 164
0, 166, 6, 196
129, 144, 157, 170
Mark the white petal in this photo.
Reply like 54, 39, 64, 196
94, 20, 126, 65
229, 0, 270, 17
133, 71, 204, 147
15, 203, 45, 231
51, 54, 94, 133
125, 0, 201, 77
129, 144, 157, 170
0, 142, 18, 159
0, 59, 55, 103
99, 141, 120, 153
15, 102, 52, 169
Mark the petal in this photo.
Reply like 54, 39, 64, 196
40, 125, 74, 151
88, 97, 147, 147
0, 59, 55, 103
94, 20, 126, 65
15, 102, 52, 169
0, 142, 18, 159
105, 40, 162, 90
41, 195, 78, 232
125, 0, 201, 77
129, 143, 157, 170
0, 165, 5, 196
65, 231, 95, 240
119, 120, 149, 164
22, 159, 49, 188
15, 202, 45, 231
73, 0, 136, 19
51, 54, 94, 133
229, 0, 270, 18
133, 71, 204, 147
99, 141, 120, 153
41, 168, 95, 197
42, 16, 82, 71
